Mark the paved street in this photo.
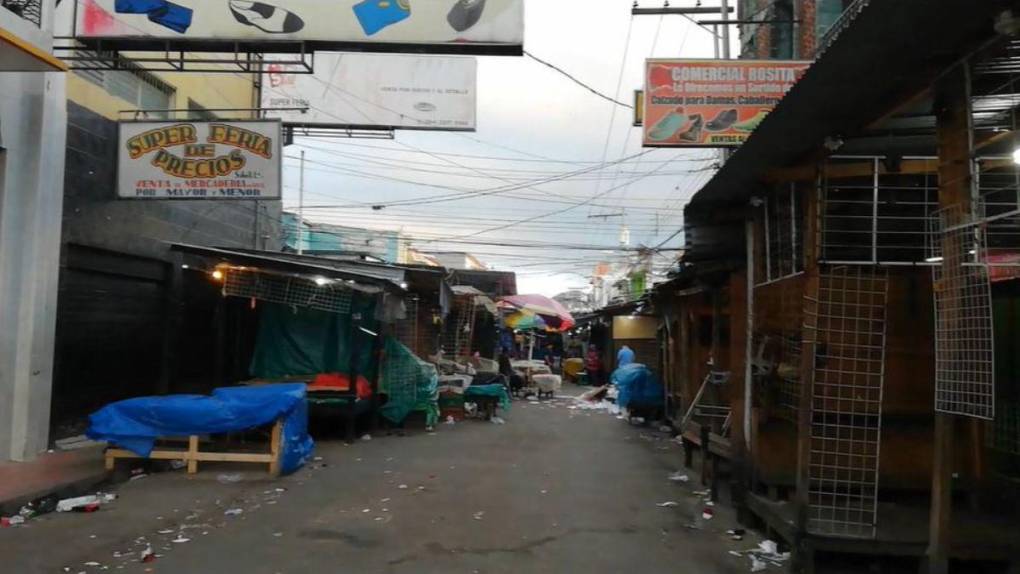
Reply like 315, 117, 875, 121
1, 388, 758, 574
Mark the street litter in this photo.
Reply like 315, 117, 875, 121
668, 471, 689, 482
84, 562, 101, 567
140, 546, 155, 563
57, 495, 105, 513
728, 551, 743, 557
217, 473, 243, 484
656, 501, 680, 507
702, 508, 715, 520
171, 535, 190, 544
758, 540, 779, 555
361, 434, 372, 441
362, 509, 371, 513
473, 511, 485, 520
55, 434, 106, 451
398, 484, 409, 489
223, 508, 243, 516
444, 416, 456, 425
491, 416, 506, 425
750, 556, 767, 572
381, 498, 391, 503
1, 516, 25, 527
157, 529, 174, 535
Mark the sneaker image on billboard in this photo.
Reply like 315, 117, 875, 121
228, 0, 304, 34
448, 0, 486, 32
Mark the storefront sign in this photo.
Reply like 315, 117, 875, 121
262, 53, 476, 131
117, 120, 282, 199
643, 59, 810, 147
75, 0, 524, 55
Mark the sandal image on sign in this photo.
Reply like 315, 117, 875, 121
229, 0, 304, 33
705, 108, 738, 132
647, 107, 689, 142
448, 0, 486, 32
734, 109, 771, 132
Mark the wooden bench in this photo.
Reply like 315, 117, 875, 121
104, 420, 283, 477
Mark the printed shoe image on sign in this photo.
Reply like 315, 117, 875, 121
448, 0, 486, 32
733, 109, 770, 132
705, 109, 738, 132
229, 0, 304, 34
353, 0, 411, 36
647, 108, 689, 142
678, 114, 703, 143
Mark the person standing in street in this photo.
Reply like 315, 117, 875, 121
617, 344, 635, 368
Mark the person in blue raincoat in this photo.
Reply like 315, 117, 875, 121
617, 345, 635, 368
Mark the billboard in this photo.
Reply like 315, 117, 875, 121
117, 120, 282, 199
74, 0, 523, 55
262, 53, 476, 131
643, 59, 810, 147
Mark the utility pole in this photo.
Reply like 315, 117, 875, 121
297, 149, 305, 255
631, 2, 735, 58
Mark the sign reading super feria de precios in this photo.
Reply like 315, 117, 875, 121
643, 59, 810, 147
117, 120, 282, 199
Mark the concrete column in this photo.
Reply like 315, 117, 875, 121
0, 70, 67, 461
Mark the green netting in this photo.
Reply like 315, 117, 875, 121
379, 337, 439, 426
249, 297, 377, 379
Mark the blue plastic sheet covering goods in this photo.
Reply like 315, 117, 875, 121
87, 383, 314, 475
379, 337, 439, 426
611, 364, 664, 409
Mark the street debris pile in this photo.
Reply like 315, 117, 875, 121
2, 492, 118, 528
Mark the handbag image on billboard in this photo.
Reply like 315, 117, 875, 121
353, 0, 411, 36
229, 0, 305, 34
448, 0, 486, 32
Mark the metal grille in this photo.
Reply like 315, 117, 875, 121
223, 268, 352, 315
804, 265, 888, 539
820, 157, 939, 265
759, 184, 804, 285
393, 297, 420, 355
929, 205, 996, 420
2, 0, 41, 27
382, 343, 422, 411
989, 402, 1020, 455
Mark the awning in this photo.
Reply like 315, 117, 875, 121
0, 27, 67, 72
451, 285, 499, 316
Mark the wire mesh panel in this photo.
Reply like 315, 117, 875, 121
804, 265, 888, 539
223, 268, 352, 315
393, 297, 420, 355
929, 205, 995, 420
442, 297, 476, 359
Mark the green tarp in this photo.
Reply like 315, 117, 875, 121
249, 298, 378, 379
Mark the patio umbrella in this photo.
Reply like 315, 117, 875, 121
503, 309, 549, 332
499, 294, 575, 332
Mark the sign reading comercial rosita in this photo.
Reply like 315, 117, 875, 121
643, 59, 810, 147
75, 0, 523, 56
117, 120, 282, 199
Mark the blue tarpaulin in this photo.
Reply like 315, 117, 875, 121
611, 364, 664, 409
87, 383, 314, 475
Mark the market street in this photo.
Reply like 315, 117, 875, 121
0, 388, 753, 574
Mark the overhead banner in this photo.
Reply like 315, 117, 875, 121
117, 120, 282, 199
75, 0, 524, 55
263, 53, 476, 131
643, 59, 810, 147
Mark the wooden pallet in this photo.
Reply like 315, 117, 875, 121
104, 420, 283, 477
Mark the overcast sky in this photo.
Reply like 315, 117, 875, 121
284, 0, 727, 296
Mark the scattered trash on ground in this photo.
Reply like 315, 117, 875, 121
140, 545, 155, 563
55, 435, 106, 451
702, 508, 715, 520
444, 416, 456, 425
171, 535, 190, 544
398, 484, 409, 490
668, 471, 689, 482
656, 501, 680, 508
490, 416, 506, 425
727, 528, 746, 541
57, 494, 113, 513
361, 434, 372, 441
473, 511, 485, 520
750, 556, 767, 572
223, 508, 243, 516
216, 473, 243, 484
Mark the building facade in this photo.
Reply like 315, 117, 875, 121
0, 0, 69, 461
739, 0, 855, 60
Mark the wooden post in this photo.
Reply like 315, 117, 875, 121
926, 62, 976, 574
268, 420, 282, 477
795, 174, 822, 568
187, 435, 199, 474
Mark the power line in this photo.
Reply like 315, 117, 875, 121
523, 50, 634, 110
